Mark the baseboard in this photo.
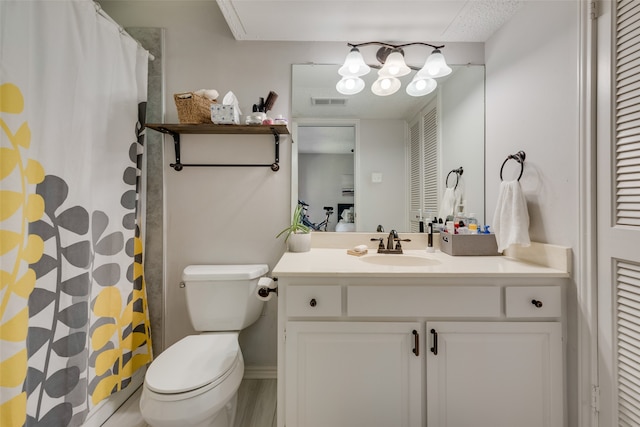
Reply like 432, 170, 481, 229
244, 365, 277, 379
81, 368, 145, 427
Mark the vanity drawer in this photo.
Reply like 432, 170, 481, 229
286, 286, 342, 317
347, 286, 501, 318
505, 286, 561, 318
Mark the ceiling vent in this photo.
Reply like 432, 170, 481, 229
311, 97, 347, 106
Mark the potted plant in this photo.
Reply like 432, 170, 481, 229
277, 204, 311, 252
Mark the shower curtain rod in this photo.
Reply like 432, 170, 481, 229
93, 2, 155, 61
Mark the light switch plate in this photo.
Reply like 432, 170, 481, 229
371, 172, 383, 183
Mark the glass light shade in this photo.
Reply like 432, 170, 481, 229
336, 76, 365, 95
371, 76, 401, 96
338, 48, 371, 77
420, 49, 452, 78
378, 51, 411, 78
406, 75, 437, 97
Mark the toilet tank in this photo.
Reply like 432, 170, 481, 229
182, 264, 269, 332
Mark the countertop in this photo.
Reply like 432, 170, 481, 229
272, 247, 571, 278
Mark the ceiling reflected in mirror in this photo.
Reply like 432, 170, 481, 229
292, 64, 451, 121
297, 126, 355, 155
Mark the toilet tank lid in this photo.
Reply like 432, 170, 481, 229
182, 264, 268, 281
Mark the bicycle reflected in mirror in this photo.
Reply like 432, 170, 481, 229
298, 200, 334, 231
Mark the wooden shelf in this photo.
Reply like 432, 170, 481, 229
145, 123, 289, 171
145, 123, 289, 135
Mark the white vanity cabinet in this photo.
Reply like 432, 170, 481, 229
273, 247, 570, 427
426, 321, 563, 427
285, 321, 423, 427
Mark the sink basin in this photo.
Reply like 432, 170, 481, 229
359, 254, 440, 267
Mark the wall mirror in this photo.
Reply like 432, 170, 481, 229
291, 63, 485, 232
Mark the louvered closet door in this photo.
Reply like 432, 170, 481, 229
597, 0, 640, 424
409, 100, 439, 232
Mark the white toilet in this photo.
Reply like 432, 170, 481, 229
139, 264, 269, 427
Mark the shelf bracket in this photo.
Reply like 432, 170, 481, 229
271, 127, 281, 171
156, 126, 282, 172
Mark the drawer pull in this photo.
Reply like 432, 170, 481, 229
412, 330, 419, 357
531, 299, 543, 308
430, 329, 438, 355
309, 298, 317, 307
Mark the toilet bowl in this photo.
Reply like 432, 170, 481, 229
139, 264, 269, 427
140, 333, 244, 427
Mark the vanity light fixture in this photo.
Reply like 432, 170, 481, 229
336, 42, 452, 97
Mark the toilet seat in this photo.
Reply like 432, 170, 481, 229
145, 333, 239, 394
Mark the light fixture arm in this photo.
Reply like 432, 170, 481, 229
347, 41, 445, 51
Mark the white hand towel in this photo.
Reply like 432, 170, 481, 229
492, 180, 531, 252
439, 188, 457, 220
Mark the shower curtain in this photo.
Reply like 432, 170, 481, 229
0, 1, 153, 426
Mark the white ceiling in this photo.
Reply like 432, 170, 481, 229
215, 0, 523, 43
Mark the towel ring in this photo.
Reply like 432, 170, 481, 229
445, 167, 464, 189
500, 151, 526, 181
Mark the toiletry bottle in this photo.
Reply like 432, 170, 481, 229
467, 213, 478, 226
454, 212, 467, 228
426, 222, 435, 252
446, 221, 455, 234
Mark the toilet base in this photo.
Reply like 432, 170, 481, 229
208, 393, 237, 427
140, 351, 244, 427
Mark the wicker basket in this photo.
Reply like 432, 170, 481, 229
173, 92, 217, 124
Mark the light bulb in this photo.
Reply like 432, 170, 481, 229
378, 51, 410, 78
371, 76, 401, 96
420, 49, 452, 78
338, 48, 371, 77
406, 75, 437, 97
336, 76, 365, 95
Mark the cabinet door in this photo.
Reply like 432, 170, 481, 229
426, 322, 563, 427
286, 322, 423, 427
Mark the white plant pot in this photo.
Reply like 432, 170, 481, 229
288, 233, 311, 253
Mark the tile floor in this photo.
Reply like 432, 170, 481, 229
102, 379, 277, 427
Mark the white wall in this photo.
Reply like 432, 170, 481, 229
485, 2, 579, 247
441, 66, 485, 224
98, 0, 483, 370
358, 119, 408, 231
485, 2, 580, 426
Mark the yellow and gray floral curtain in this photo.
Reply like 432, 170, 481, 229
0, 1, 153, 426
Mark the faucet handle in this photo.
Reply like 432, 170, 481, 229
394, 238, 411, 250
370, 238, 385, 250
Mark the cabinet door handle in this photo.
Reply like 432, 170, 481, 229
412, 330, 419, 357
309, 298, 317, 307
531, 299, 543, 308
430, 329, 438, 355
